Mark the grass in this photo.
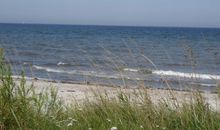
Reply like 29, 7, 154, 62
0, 49, 220, 130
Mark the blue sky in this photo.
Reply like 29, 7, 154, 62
0, 0, 220, 27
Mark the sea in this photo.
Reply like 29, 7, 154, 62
0, 23, 220, 92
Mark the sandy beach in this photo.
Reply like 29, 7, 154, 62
13, 77, 220, 110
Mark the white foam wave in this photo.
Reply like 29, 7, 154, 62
57, 62, 68, 66
189, 82, 218, 87
33, 65, 141, 80
33, 65, 64, 73
23, 62, 28, 65
153, 70, 220, 80
123, 68, 139, 72
33, 65, 220, 81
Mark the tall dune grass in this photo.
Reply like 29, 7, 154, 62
1, 48, 220, 130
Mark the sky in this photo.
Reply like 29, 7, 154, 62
0, 0, 220, 28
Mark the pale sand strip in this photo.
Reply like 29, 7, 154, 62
13, 78, 220, 110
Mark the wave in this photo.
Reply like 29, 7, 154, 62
123, 68, 139, 72
33, 65, 220, 81
57, 62, 69, 66
123, 68, 220, 80
23, 62, 29, 65
153, 70, 220, 80
33, 65, 64, 73
122, 68, 220, 80
15, 65, 219, 89
33, 65, 141, 80
123, 68, 152, 74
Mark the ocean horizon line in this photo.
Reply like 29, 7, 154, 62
0, 22, 220, 29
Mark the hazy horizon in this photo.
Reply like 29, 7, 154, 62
1, 22, 220, 29
0, 0, 220, 28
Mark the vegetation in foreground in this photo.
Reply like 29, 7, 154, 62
0, 49, 220, 130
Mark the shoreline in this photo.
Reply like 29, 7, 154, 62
12, 76, 220, 110
12, 75, 219, 93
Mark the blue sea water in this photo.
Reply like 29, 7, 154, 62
0, 23, 220, 91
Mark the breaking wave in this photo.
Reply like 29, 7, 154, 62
57, 62, 69, 66
33, 65, 220, 82
153, 70, 220, 80
123, 68, 139, 72
123, 68, 152, 74
123, 68, 220, 80
33, 65, 142, 80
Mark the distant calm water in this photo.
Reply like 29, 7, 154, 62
1, 23, 220, 91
